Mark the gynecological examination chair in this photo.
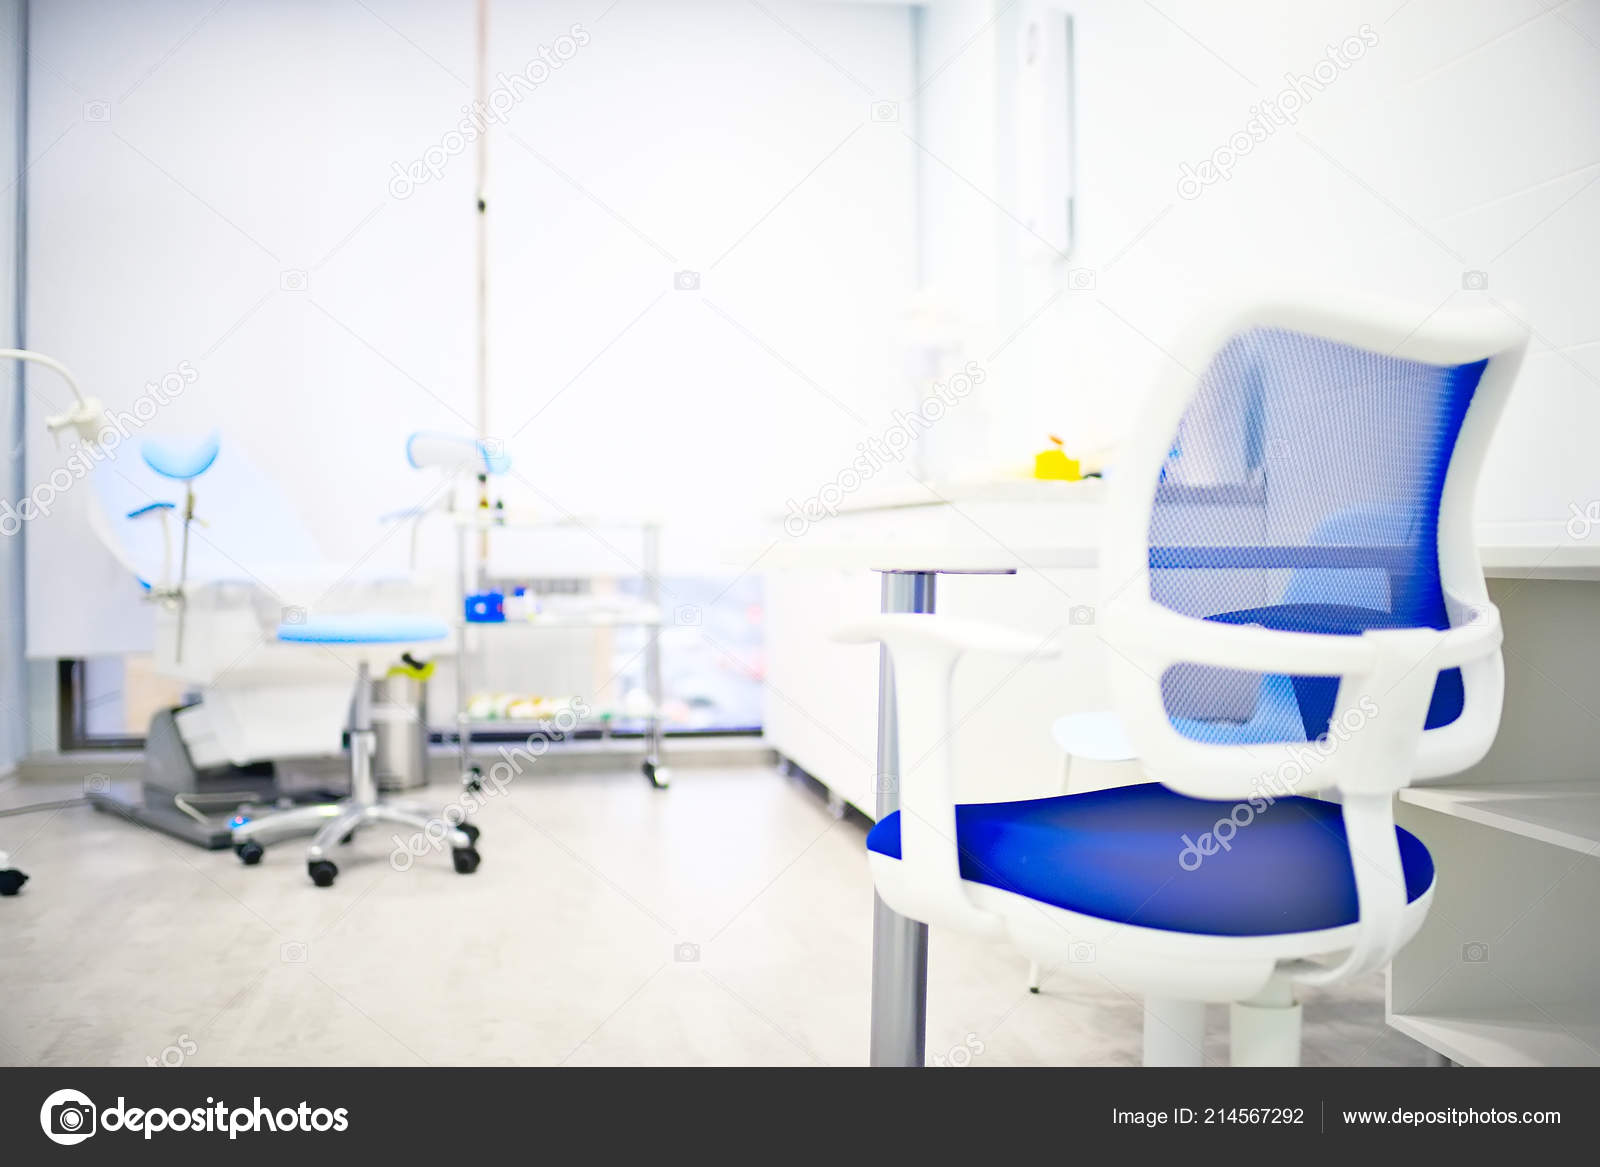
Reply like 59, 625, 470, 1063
7, 348, 499, 883
841, 296, 1526, 1065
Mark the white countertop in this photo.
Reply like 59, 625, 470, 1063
754, 484, 1600, 580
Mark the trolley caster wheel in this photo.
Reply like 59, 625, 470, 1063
452, 847, 481, 875
308, 859, 338, 887
235, 841, 264, 866
462, 766, 484, 794
0, 868, 28, 896
457, 822, 480, 845
643, 760, 670, 789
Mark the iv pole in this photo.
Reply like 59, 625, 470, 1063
473, 0, 491, 592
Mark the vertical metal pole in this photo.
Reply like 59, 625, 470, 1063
174, 481, 194, 662
473, 0, 491, 590
350, 660, 376, 805
455, 521, 472, 779
643, 524, 665, 770
870, 570, 934, 1067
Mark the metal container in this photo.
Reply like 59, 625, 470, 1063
372, 673, 429, 792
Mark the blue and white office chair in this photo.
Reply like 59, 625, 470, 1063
841, 296, 1526, 1065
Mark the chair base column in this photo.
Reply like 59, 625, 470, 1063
1143, 997, 1206, 1066
1230, 978, 1302, 1066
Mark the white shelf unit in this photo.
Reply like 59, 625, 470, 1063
1388, 576, 1600, 1066
1400, 782, 1600, 856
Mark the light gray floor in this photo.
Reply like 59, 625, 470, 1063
0, 763, 1431, 1067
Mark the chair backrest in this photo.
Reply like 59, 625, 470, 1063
86, 436, 328, 588
1103, 296, 1526, 797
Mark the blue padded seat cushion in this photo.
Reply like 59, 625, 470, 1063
865, 783, 1433, 937
276, 614, 449, 644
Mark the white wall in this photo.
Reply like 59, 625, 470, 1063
21, 0, 918, 658
916, 0, 1600, 529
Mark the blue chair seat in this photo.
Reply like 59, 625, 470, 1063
276, 614, 449, 644
866, 783, 1433, 937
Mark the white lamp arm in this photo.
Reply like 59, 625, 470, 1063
835, 615, 1060, 934
0, 348, 103, 442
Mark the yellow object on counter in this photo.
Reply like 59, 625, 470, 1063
1034, 435, 1081, 481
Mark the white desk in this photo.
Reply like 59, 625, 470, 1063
760, 485, 1600, 1067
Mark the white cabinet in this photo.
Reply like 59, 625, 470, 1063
762, 481, 1123, 816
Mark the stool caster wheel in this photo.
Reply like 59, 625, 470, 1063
452, 847, 481, 875
0, 868, 28, 896
235, 841, 264, 866
457, 822, 480, 845
643, 760, 670, 789
463, 766, 483, 794
308, 859, 338, 887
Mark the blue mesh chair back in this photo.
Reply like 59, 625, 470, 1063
1149, 326, 1488, 744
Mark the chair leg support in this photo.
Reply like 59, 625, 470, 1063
1230, 977, 1302, 1067
1027, 961, 1042, 994
1143, 997, 1206, 1066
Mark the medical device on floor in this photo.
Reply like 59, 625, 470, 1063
0, 849, 26, 897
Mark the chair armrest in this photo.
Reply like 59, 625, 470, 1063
1106, 595, 1500, 677
1105, 599, 1381, 676
833, 614, 1059, 934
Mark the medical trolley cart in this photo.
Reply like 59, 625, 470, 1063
450, 513, 670, 790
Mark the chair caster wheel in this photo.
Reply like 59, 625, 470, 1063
0, 868, 28, 896
338, 831, 355, 845
1029, 986, 1040, 995
308, 859, 338, 887
235, 841, 264, 866
643, 760, 670, 789
457, 822, 480, 845
463, 766, 483, 794
452, 847, 481, 874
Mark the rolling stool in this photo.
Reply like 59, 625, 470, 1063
231, 614, 479, 887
